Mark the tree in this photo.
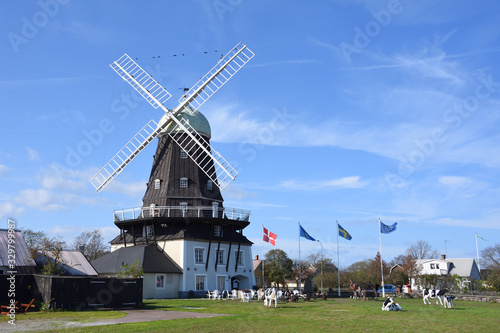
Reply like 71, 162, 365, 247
72, 229, 110, 261
481, 243, 500, 270
481, 244, 500, 291
406, 240, 439, 259
22, 229, 67, 275
265, 249, 293, 288
118, 259, 143, 278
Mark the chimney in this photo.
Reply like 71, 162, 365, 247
255, 255, 259, 260
441, 254, 446, 260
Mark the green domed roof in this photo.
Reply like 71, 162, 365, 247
158, 105, 211, 139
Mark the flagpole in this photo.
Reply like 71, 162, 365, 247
262, 224, 265, 289
337, 220, 341, 297
298, 222, 302, 294
475, 233, 481, 272
379, 218, 385, 298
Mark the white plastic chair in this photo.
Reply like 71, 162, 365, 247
230, 289, 238, 300
212, 289, 220, 300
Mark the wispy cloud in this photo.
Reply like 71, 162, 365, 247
0, 165, 10, 178
26, 147, 40, 162
280, 176, 368, 191
0, 202, 25, 219
247, 59, 319, 68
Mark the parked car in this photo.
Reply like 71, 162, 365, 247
377, 284, 398, 293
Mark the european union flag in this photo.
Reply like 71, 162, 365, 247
338, 223, 352, 240
380, 221, 397, 234
299, 225, 316, 241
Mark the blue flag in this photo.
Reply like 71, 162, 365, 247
338, 223, 352, 240
299, 225, 316, 241
380, 221, 397, 234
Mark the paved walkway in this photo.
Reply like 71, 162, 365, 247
1, 309, 230, 332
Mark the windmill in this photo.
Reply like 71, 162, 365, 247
90, 42, 254, 193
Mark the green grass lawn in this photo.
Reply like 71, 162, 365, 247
4, 297, 500, 332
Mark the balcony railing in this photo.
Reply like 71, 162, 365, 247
113, 205, 251, 222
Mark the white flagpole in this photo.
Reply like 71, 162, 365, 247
337, 220, 341, 297
262, 224, 265, 289
475, 233, 481, 272
379, 218, 385, 298
298, 222, 302, 294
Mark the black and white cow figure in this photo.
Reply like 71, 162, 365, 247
382, 297, 402, 311
443, 295, 456, 308
423, 288, 448, 305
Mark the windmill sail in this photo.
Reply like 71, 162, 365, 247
90, 42, 254, 192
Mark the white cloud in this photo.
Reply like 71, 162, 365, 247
39, 164, 95, 191
0, 165, 10, 178
438, 176, 472, 187
25, 147, 40, 161
106, 179, 147, 195
280, 176, 368, 191
0, 202, 25, 219
14, 189, 69, 211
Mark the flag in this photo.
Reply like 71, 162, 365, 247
299, 225, 316, 241
263, 226, 277, 246
477, 234, 488, 241
338, 223, 352, 240
380, 221, 397, 234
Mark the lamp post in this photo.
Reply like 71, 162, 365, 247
317, 240, 323, 293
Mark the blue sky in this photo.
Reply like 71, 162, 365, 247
1, 0, 499, 268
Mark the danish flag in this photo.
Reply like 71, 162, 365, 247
263, 226, 277, 246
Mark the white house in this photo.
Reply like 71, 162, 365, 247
411, 255, 482, 290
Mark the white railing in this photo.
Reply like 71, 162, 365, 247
113, 206, 251, 222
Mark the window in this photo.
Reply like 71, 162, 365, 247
156, 274, 165, 289
235, 250, 244, 266
216, 250, 225, 265
430, 264, 435, 269
207, 180, 213, 190
195, 248, 205, 264
143, 225, 153, 237
179, 202, 188, 214
212, 202, 219, 218
214, 225, 223, 237
436, 264, 440, 269
180, 177, 188, 188
154, 179, 160, 190
217, 276, 226, 291
195, 275, 206, 291
180, 150, 188, 159
255, 276, 260, 285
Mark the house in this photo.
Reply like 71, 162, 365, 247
92, 244, 182, 298
106, 107, 255, 298
253, 255, 271, 289
286, 267, 317, 293
0, 229, 36, 275
411, 254, 482, 290
34, 250, 98, 276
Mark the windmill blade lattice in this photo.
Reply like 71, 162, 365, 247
168, 116, 238, 190
90, 42, 254, 192
110, 54, 172, 109
90, 119, 161, 192
179, 42, 255, 111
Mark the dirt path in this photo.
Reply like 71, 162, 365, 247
1, 309, 230, 332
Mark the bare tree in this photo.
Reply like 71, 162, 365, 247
72, 229, 110, 262
481, 243, 500, 270
406, 240, 439, 259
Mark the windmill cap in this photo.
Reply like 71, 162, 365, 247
158, 105, 211, 139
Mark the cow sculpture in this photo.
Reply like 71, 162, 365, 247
423, 289, 448, 305
381, 297, 402, 311
263, 288, 278, 308
443, 295, 456, 308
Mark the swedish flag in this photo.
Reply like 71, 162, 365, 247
338, 223, 352, 240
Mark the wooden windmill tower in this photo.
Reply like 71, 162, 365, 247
90, 43, 256, 297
